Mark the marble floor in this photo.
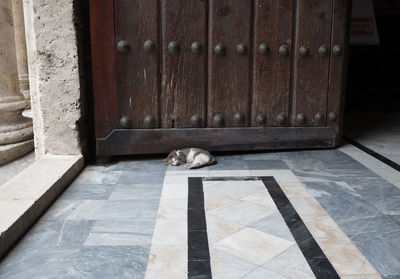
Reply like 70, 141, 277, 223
344, 112, 400, 166
0, 146, 400, 279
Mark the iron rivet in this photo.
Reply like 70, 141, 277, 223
168, 41, 180, 55
318, 45, 328, 57
119, 116, 131, 128
234, 112, 245, 124
314, 112, 323, 122
144, 115, 156, 128
190, 114, 202, 126
333, 44, 342, 56
256, 113, 266, 126
279, 44, 289, 57
117, 40, 130, 53
213, 114, 225, 127
328, 111, 337, 122
143, 40, 155, 53
214, 43, 226, 56
296, 113, 306, 124
236, 43, 247, 55
277, 113, 287, 125
191, 41, 202, 55
299, 46, 310, 57
259, 43, 270, 55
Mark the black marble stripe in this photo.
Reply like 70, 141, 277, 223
344, 136, 400, 172
260, 176, 340, 279
187, 177, 212, 279
187, 176, 340, 279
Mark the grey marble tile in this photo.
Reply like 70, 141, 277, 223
355, 234, 400, 277
347, 178, 400, 215
84, 220, 155, 246
117, 172, 165, 184
344, 176, 396, 189
61, 183, 117, 200
315, 195, 379, 221
303, 181, 362, 198
109, 184, 162, 200
242, 152, 286, 160
388, 215, 400, 227
245, 160, 289, 170
337, 214, 400, 242
330, 168, 380, 178
72, 170, 123, 184
207, 156, 249, 170
112, 159, 167, 172
91, 200, 159, 220
15, 220, 94, 250
0, 249, 78, 279
41, 200, 107, 221
67, 246, 149, 279
383, 275, 400, 279
282, 149, 367, 171
291, 169, 341, 182
248, 212, 294, 241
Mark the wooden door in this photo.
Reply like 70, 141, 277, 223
90, 0, 350, 156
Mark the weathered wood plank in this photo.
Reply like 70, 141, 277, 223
208, 0, 252, 127
327, 0, 350, 140
292, 0, 333, 126
114, 0, 159, 128
97, 127, 336, 156
161, 0, 207, 128
252, 0, 294, 127
89, 0, 118, 138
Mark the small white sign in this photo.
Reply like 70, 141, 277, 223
350, 0, 380, 45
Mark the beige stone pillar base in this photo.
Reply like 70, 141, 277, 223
0, 95, 33, 166
0, 139, 34, 166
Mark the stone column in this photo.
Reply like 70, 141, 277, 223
22, 0, 82, 158
0, 0, 33, 166
12, 0, 30, 108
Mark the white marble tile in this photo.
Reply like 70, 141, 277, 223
156, 199, 187, 220
213, 227, 295, 266
151, 219, 187, 245
204, 192, 234, 212
322, 242, 379, 277
207, 170, 252, 177
373, 167, 400, 186
248, 213, 294, 242
145, 245, 187, 279
207, 199, 275, 227
165, 170, 209, 176
240, 189, 278, 210
263, 245, 316, 279
279, 182, 313, 198
205, 215, 244, 245
301, 216, 349, 245
162, 175, 188, 184
288, 197, 329, 218
160, 183, 188, 200
204, 181, 264, 199
210, 248, 258, 279
242, 267, 291, 279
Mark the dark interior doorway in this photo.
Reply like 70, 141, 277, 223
344, 0, 400, 165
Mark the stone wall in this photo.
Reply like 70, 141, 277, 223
23, 0, 83, 158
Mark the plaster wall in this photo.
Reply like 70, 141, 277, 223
23, 0, 82, 158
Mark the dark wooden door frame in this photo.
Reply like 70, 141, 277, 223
89, 0, 350, 156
